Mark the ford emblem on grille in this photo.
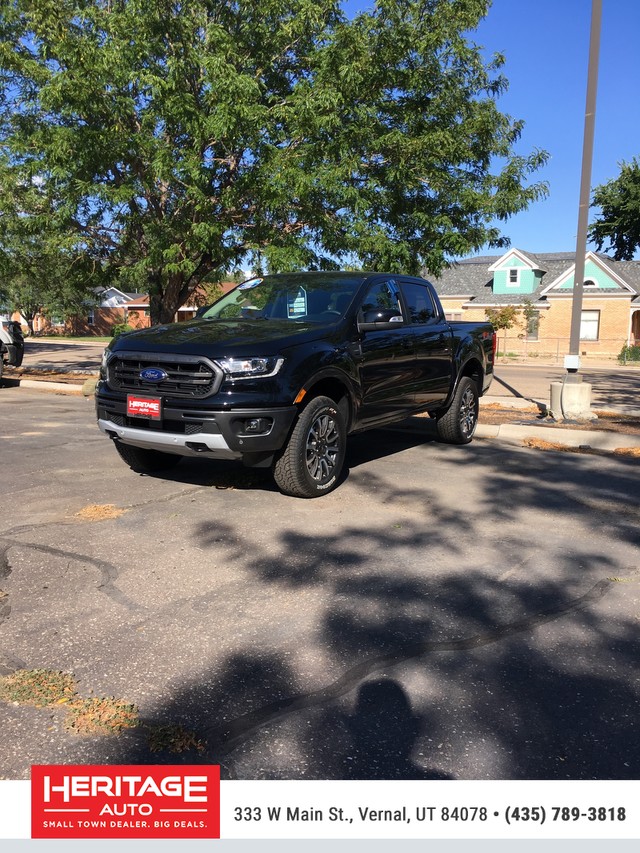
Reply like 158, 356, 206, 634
139, 367, 168, 382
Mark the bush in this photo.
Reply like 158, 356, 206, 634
111, 322, 133, 338
618, 344, 640, 364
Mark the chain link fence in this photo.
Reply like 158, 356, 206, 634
494, 335, 634, 364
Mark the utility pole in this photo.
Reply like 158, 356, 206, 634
567, 0, 602, 369
551, 0, 602, 420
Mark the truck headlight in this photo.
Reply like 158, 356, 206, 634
217, 356, 284, 379
100, 348, 111, 379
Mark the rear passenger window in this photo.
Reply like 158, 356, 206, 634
400, 282, 436, 324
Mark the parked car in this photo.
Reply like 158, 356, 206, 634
95, 272, 496, 497
0, 319, 25, 381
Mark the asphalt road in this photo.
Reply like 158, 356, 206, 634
19, 338, 105, 372
1, 386, 639, 781
493, 363, 640, 411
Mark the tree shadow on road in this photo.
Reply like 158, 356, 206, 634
16, 430, 640, 781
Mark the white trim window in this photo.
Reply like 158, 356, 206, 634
508, 268, 520, 286
580, 310, 600, 341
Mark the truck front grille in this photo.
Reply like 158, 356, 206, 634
107, 351, 224, 399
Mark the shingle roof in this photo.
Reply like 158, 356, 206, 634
427, 251, 640, 303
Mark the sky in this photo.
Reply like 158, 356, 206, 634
343, 0, 640, 257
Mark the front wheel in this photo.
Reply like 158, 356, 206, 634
436, 376, 479, 444
273, 396, 346, 498
114, 441, 183, 474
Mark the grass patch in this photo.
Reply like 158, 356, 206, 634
1, 669, 206, 749
74, 504, 127, 521
66, 697, 139, 735
0, 669, 77, 707
524, 438, 640, 459
34, 335, 112, 343
147, 723, 205, 754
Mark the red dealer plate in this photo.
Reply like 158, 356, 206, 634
127, 395, 162, 420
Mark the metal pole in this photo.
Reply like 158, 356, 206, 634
565, 0, 602, 362
567, 0, 602, 365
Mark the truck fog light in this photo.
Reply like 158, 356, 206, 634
244, 418, 271, 434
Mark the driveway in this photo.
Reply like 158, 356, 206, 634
18, 339, 104, 372
1, 387, 639, 780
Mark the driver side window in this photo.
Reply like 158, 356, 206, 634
359, 280, 402, 318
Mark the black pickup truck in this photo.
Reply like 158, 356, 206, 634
96, 272, 495, 497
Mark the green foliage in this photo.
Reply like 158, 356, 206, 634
0, 0, 549, 324
191, 280, 223, 308
111, 322, 134, 338
484, 305, 520, 330
0, 179, 104, 331
590, 158, 640, 260
485, 300, 542, 339
618, 344, 640, 364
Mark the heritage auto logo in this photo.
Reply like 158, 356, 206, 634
31, 765, 220, 839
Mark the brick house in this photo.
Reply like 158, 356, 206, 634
22, 281, 238, 336
430, 250, 640, 358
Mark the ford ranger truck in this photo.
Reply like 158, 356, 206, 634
96, 272, 496, 498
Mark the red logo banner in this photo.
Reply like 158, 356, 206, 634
31, 765, 220, 839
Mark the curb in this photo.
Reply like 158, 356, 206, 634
475, 422, 640, 451
481, 395, 640, 419
12, 379, 84, 394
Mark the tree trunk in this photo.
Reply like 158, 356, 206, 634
148, 271, 196, 326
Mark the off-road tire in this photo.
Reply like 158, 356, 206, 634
273, 395, 346, 498
436, 376, 479, 444
114, 441, 182, 474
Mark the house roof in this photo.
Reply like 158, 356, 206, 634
428, 251, 640, 305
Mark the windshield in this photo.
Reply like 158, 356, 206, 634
201, 273, 366, 324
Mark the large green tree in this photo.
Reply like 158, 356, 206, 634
0, 177, 103, 332
590, 158, 640, 260
0, 0, 548, 325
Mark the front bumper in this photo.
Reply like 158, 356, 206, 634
96, 394, 297, 460
3, 343, 23, 367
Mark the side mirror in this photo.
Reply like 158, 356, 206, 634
358, 308, 404, 332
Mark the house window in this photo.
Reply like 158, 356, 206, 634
580, 310, 600, 341
583, 279, 597, 289
508, 269, 520, 286
526, 311, 540, 341
87, 310, 95, 325
445, 312, 463, 321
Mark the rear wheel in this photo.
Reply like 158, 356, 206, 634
436, 376, 479, 444
273, 395, 346, 498
114, 441, 182, 473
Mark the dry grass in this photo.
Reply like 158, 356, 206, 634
147, 723, 206, 754
0, 669, 77, 707
523, 437, 640, 460
65, 697, 139, 735
74, 504, 127, 521
613, 447, 640, 458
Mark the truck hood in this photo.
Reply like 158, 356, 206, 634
110, 318, 342, 357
